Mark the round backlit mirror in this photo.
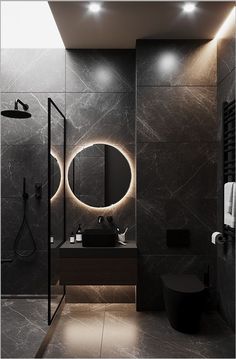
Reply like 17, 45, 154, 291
68, 144, 132, 207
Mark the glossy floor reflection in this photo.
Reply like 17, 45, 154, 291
43, 304, 235, 358
1, 298, 48, 358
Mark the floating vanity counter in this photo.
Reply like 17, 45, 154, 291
59, 241, 137, 285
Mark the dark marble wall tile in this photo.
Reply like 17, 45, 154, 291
217, 253, 235, 330
66, 50, 135, 92
137, 254, 216, 310
137, 142, 217, 200
217, 22, 235, 329
137, 39, 216, 86
136, 39, 217, 310
1, 49, 66, 295
217, 9, 236, 83
1, 196, 48, 251
1, 92, 65, 146
66, 285, 135, 303
1, 250, 48, 294
66, 92, 135, 146
1, 145, 48, 197
65, 50, 135, 243
137, 197, 216, 255
137, 87, 217, 143
1, 49, 65, 92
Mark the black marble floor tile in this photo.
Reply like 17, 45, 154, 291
101, 310, 235, 358
1, 298, 48, 358
66, 50, 135, 93
137, 86, 217, 143
1, 49, 65, 93
136, 39, 216, 86
42, 304, 235, 358
43, 306, 104, 358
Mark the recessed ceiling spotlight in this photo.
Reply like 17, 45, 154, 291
183, 2, 196, 13
88, 2, 101, 13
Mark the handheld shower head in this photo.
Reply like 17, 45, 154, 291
1, 99, 31, 119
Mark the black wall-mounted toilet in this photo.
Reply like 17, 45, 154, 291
161, 274, 206, 333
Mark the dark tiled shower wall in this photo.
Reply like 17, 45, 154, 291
1, 49, 66, 294
136, 40, 218, 310
217, 9, 236, 330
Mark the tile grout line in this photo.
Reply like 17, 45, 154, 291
99, 308, 106, 358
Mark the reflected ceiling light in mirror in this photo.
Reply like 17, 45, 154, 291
214, 7, 235, 41
51, 149, 63, 202
157, 52, 178, 74
66, 141, 135, 211
1, 1, 64, 48
183, 2, 196, 13
88, 2, 102, 14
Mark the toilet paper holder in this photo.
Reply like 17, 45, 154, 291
211, 232, 226, 245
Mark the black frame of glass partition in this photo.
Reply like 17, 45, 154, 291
48, 97, 66, 325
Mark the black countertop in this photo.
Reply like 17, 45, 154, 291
59, 240, 137, 258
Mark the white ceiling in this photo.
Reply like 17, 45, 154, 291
49, 1, 234, 48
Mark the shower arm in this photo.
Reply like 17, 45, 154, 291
14, 99, 29, 112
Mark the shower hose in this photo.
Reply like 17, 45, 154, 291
14, 178, 37, 257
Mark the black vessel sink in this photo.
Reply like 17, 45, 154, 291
82, 229, 118, 247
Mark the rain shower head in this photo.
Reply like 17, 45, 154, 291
1, 99, 31, 119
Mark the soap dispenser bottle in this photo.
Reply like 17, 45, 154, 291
70, 232, 75, 244
76, 224, 82, 242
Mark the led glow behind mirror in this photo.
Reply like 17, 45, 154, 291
67, 143, 132, 208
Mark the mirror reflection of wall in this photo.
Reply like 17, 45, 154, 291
50, 154, 61, 199
68, 144, 131, 207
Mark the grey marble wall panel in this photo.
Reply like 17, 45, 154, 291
137, 197, 216, 255
1, 144, 48, 197
217, 9, 236, 83
217, 246, 235, 329
217, 17, 235, 330
1, 92, 65, 146
66, 50, 135, 93
66, 92, 135, 146
137, 87, 217, 143
1, 196, 48, 251
65, 50, 135, 243
137, 39, 216, 87
1, 49, 66, 295
1, 49, 65, 92
136, 39, 217, 310
137, 254, 216, 310
1, 250, 47, 294
137, 142, 217, 200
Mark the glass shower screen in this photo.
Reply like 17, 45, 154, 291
48, 97, 66, 324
